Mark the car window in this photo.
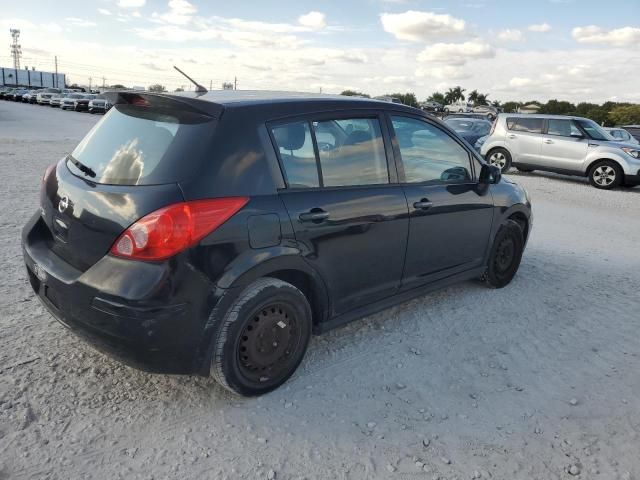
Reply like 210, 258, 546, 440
507, 117, 543, 134
314, 118, 388, 187
271, 122, 320, 188
391, 116, 472, 184
547, 119, 581, 137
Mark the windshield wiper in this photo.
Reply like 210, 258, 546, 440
68, 155, 96, 178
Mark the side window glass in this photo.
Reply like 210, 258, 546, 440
507, 117, 544, 133
547, 119, 581, 137
314, 118, 388, 187
271, 122, 319, 188
391, 116, 472, 184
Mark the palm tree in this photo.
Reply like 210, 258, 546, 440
444, 86, 466, 105
468, 90, 479, 104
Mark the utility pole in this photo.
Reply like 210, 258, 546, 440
54, 55, 58, 87
102, 76, 106, 88
10, 29, 22, 70
234, 76, 237, 90
209, 79, 212, 90
89, 76, 92, 90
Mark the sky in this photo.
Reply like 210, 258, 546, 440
1, 0, 639, 103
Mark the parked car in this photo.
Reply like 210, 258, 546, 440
474, 135, 488, 152
1, 88, 16, 100
49, 93, 65, 107
444, 117, 493, 146
605, 127, 639, 145
22, 90, 37, 103
9, 88, 28, 101
88, 94, 112, 113
621, 125, 640, 142
471, 104, 498, 120
481, 114, 640, 189
0, 87, 11, 99
444, 112, 491, 121
61, 93, 87, 110
74, 94, 97, 112
37, 88, 62, 105
420, 101, 443, 113
23, 90, 532, 396
444, 101, 472, 113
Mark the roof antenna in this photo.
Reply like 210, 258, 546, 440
173, 66, 207, 93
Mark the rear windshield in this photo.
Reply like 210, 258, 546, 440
67, 105, 215, 185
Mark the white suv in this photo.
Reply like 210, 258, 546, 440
481, 114, 640, 189
444, 101, 472, 113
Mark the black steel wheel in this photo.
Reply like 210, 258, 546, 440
484, 219, 524, 288
210, 278, 312, 396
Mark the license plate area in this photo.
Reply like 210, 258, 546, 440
44, 285, 61, 309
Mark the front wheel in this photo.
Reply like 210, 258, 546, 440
210, 278, 312, 396
484, 220, 524, 288
487, 148, 512, 173
589, 160, 622, 189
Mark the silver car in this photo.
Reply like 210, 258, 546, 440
481, 114, 640, 189
605, 127, 639, 145
60, 93, 86, 110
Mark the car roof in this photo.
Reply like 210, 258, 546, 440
499, 113, 588, 121
153, 89, 417, 110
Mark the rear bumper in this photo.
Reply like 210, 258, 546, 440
22, 213, 228, 375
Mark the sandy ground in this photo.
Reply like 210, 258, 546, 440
1, 101, 639, 480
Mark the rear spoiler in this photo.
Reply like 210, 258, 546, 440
103, 91, 223, 118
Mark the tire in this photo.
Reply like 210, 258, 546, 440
210, 277, 312, 396
588, 160, 622, 189
487, 147, 512, 173
485, 219, 524, 288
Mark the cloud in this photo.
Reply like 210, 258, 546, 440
117, 0, 145, 7
98, 8, 112, 16
509, 77, 534, 87
572, 25, 640, 47
65, 17, 97, 27
497, 29, 524, 42
415, 65, 471, 80
417, 41, 495, 66
528, 23, 551, 32
380, 10, 465, 42
298, 11, 326, 30
151, 0, 197, 25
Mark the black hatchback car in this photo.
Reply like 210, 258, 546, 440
22, 91, 532, 396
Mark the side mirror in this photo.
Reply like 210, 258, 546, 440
479, 163, 501, 184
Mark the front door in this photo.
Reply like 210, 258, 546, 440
270, 116, 409, 317
538, 118, 588, 171
388, 115, 494, 288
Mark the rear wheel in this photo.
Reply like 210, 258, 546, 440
484, 220, 524, 288
487, 148, 512, 173
210, 278, 312, 396
589, 160, 622, 189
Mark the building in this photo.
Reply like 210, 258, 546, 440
1, 66, 65, 88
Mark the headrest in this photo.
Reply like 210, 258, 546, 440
274, 123, 306, 151
344, 130, 371, 146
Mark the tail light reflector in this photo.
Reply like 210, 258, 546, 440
110, 197, 249, 261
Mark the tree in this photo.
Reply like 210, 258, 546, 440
427, 91, 445, 104
491, 100, 502, 108
387, 92, 419, 108
148, 84, 167, 93
501, 101, 521, 113
174, 87, 184, 92
340, 90, 370, 98
539, 99, 576, 115
444, 86, 466, 105
111, 84, 126, 89
608, 105, 640, 126
475, 93, 489, 105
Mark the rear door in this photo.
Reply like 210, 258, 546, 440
505, 117, 544, 165
388, 114, 494, 288
538, 118, 588, 171
271, 113, 409, 317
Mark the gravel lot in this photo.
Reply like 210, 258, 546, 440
1, 101, 639, 480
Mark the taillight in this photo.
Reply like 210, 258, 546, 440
110, 197, 249, 261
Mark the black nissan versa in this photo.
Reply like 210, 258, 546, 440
22, 90, 532, 396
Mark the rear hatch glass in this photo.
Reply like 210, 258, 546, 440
67, 104, 217, 185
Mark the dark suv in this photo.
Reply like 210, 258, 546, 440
22, 91, 532, 396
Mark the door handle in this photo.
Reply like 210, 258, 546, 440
413, 199, 433, 210
543, 139, 554, 144
507, 134, 517, 139
299, 209, 330, 222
